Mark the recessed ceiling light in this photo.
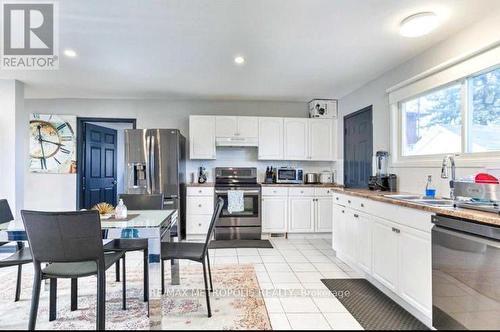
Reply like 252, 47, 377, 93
234, 56, 245, 65
63, 49, 77, 57
400, 12, 440, 37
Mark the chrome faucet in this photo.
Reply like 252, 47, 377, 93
441, 155, 456, 200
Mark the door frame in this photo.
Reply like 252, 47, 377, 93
343, 105, 373, 188
76, 117, 137, 209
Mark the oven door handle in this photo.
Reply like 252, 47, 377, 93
215, 190, 260, 195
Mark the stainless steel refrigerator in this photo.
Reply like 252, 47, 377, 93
124, 129, 186, 239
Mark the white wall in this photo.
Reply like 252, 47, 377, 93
0, 80, 27, 216
338, 10, 500, 196
24, 99, 335, 210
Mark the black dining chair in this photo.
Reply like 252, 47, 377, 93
104, 193, 164, 301
0, 199, 32, 302
160, 197, 224, 318
21, 210, 126, 330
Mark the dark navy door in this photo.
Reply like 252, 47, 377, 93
344, 106, 373, 188
83, 123, 118, 209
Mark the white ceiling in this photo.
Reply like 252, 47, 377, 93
2, 0, 500, 101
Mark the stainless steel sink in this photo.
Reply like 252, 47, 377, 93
383, 194, 424, 200
383, 194, 454, 207
412, 199, 455, 207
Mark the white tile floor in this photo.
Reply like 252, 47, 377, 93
203, 237, 364, 330
0, 237, 364, 330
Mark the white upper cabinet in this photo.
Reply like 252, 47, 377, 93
258, 117, 284, 160
215, 116, 238, 137
189, 115, 216, 159
309, 119, 334, 161
215, 116, 258, 138
284, 118, 309, 160
237, 117, 258, 138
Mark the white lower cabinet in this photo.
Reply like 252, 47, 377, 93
332, 194, 432, 322
371, 217, 399, 293
399, 226, 432, 316
315, 197, 333, 232
262, 196, 288, 233
288, 197, 315, 233
355, 212, 372, 274
186, 186, 214, 238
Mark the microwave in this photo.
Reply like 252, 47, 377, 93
276, 167, 304, 184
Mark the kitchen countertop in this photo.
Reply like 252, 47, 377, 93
330, 187, 500, 227
260, 183, 342, 188
186, 182, 215, 187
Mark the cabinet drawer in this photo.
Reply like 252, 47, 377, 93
187, 186, 214, 196
187, 196, 214, 214
315, 188, 335, 196
187, 214, 212, 235
288, 187, 315, 196
262, 187, 288, 196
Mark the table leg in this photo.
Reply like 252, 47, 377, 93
148, 238, 162, 330
170, 231, 180, 286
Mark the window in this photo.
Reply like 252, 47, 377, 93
401, 84, 462, 156
469, 67, 500, 152
398, 65, 500, 158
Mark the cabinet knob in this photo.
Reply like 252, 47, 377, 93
300, 191, 304, 194
354, 214, 359, 218
361, 203, 364, 207
198, 190, 202, 193
341, 210, 345, 213
198, 223, 202, 227
348, 200, 351, 204
273, 190, 277, 193
336, 197, 339, 201
392, 227, 400, 234
198, 204, 202, 207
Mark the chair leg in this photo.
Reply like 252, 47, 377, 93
49, 278, 57, 321
161, 259, 165, 295
122, 256, 126, 310
115, 260, 120, 282
15, 264, 22, 301
143, 249, 149, 302
96, 270, 106, 330
71, 278, 78, 311
202, 261, 212, 318
206, 254, 213, 292
28, 267, 42, 330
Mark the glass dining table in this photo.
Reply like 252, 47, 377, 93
0, 209, 180, 329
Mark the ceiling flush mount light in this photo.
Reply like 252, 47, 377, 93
234, 56, 245, 65
63, 49, 77, 58
400, 12, 440, 37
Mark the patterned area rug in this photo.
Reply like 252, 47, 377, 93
0, 263, 270, 330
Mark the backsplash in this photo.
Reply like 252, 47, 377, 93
186, 146, 336, 183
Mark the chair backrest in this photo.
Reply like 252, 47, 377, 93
0, 199, 14, 225
21, 210, 104, 263
202, 198, 224, 256
119, 194, 164, 210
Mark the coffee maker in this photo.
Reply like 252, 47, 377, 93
369, 151, 397, 191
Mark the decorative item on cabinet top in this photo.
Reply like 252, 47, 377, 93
29, 113, 77, 173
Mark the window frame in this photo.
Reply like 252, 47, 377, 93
392, 64, 500, 167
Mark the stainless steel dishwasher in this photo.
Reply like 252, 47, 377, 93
432, 214, 500, 330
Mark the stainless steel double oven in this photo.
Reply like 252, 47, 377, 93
214, 167, 261, 240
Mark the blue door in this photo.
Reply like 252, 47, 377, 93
344, 106, 373, 188
83, 123, 118, 209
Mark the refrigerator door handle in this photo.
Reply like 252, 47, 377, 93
145, 133, 152, 194
150, 133, 157, 193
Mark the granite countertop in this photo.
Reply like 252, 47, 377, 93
330, 187, 500, 227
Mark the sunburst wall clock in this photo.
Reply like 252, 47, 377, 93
29, 113, 77, 173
